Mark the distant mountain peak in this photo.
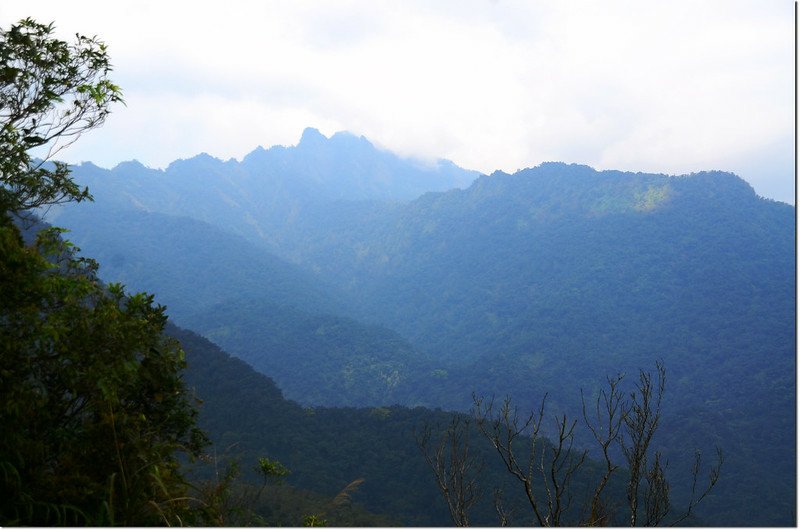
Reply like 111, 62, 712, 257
110, 159, 164, 177
299, 127, 327, 147
181, 152, 222, 164
112, 159, 148, 171
165, 152, 224, 173
298, 128, 375, 151
331, 130, 373, 147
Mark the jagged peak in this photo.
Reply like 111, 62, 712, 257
297, 127, 377, 150
488, 169, 511, 178
330, 130, 373, 148
112, 159, 148, 171
76, 160, 104, 171
187, 152, 221, 163
299, 127, 328, 146
165, 152, 224, 172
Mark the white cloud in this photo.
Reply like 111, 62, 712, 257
0, 0, 793, 202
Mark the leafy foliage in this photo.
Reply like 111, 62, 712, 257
0, 18, 205, 526
0, 18, 122, 212
0, 218, 206, 525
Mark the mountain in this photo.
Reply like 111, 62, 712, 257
276, 162, 794, 525
54, 207, 345, 322
182, 297, 434, 407
13, 213, 647, 527
55, 206, 437, 407
174, 323, 456, 525
51, 136, 795, 525
50, 128, 478, 250
240, 127, 478, 202
175, 323, 644, 526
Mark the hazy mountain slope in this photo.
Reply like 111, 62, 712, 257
50, 135, 794, 526
55, 206, 346, 322
182, 297, 434, 407
174, 323, 454, 526
53, 128, 478, 249
53, 205, 437, 407
277, 163, 794, 525
175, 324, 641, 527
295, 164, 793, 364
239, 127, 478, 201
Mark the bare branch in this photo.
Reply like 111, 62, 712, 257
423, 364, 722, 528
669, 447, 724, 527
581, 375, 625, 526
415, 416, 484, 526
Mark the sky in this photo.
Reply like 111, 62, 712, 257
0, 1, 795, 203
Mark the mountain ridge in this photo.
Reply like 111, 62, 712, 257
48, 132, 795, 526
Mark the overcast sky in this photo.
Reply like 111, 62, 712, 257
1, 1, 795, 203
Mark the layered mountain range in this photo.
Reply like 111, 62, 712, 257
49, 128, 795, 525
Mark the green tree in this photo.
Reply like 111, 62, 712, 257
0, 18, 206, 525
0, 17, 122, 213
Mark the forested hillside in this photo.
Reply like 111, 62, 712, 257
53, 208, 348, 320
54, 207, 438, 406
56, 152, 796, 525
173, 324, 466, 526
175, 323, 694, 527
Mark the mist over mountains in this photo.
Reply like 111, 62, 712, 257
62, 127, 477, 248
50, 128, 795, 526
